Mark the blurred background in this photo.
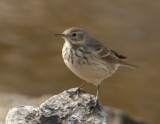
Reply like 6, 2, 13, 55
0, 0, 160, 123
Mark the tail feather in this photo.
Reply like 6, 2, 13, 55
119, 61, 137, 69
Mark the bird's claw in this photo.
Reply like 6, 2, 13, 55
69, 88, 85, 97
95, 99, 102, 110
89, 99, 102, 112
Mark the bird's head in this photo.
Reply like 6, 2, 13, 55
55, 27, 90, 45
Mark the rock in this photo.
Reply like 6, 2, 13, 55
106, 107, 149, 124
6, 106, 40, 124
6, 88, 109, 124
6, 88, 149, 124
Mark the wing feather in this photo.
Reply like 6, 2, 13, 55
93, 45, 127, 59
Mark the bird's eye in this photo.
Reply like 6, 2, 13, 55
72, 33, 77, 37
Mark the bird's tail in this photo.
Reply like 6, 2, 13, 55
119, 61, 137, 69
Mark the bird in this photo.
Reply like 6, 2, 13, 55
55, 27, 136, 108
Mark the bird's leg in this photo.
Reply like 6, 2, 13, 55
89, 84, 102, 112
69, 81, 87, 97
95, 84, 102, 109
78, 81, 88, 90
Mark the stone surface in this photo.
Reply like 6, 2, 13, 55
6, 88, 149, 124
6, 88, 108, 124
6, 106, 40, 124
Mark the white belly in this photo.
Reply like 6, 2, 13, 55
64, 60, 110, 85
62, 43, 117, 85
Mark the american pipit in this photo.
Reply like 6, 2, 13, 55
55, 27, 136, 107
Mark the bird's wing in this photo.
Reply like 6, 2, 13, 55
87, 42, 137, 68
110, 49, 127, 59
91, 44, 127, 59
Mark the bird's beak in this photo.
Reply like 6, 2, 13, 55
54, 34, 65, 37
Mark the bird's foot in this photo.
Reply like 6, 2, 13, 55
90, 99, 103, 112
94, 99, 102, 110
69, 88, 85, 97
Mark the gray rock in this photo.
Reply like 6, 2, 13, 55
6, 88, 108, 124
6, 106, 40, 124
6, 88, 149, 124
